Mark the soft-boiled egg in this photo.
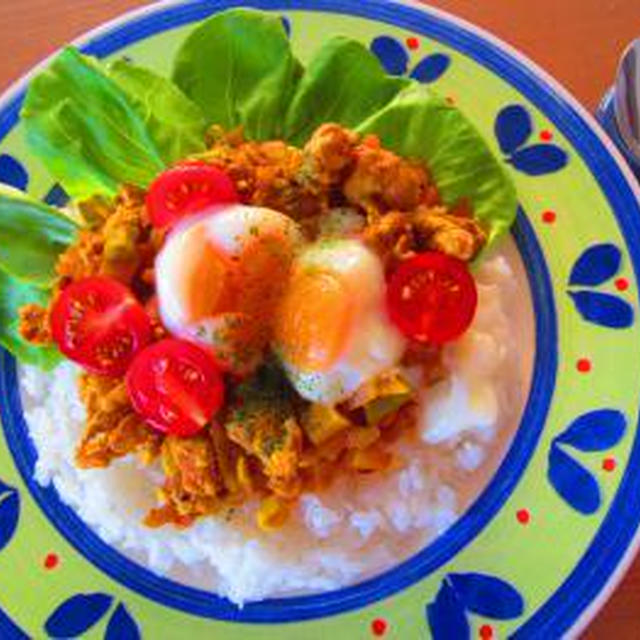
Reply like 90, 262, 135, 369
156, 205, 302, 374
273, 239, 406, 405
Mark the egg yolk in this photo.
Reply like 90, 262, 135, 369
183, 241, 237, 323
275, 268, 353, 371
180, 226, 297, 349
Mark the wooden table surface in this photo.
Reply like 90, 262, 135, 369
1, 0, 640, 637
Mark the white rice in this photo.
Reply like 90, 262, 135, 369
20, 250, 529, 605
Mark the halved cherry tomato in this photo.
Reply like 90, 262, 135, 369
50, 277, 151, 376
146, 162, 239, 229
126, 338, 224, 436
386, 252, 477, 344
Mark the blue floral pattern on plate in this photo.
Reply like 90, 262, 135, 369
547, 410, 627, 514
370, 35, 450, 83
45, 593, 140, 639
494, 104, 569, 175
0, 604, 29, 640
567, 244, 634, 328
43, 184, 70, 207
0, 478, 19, 553
426, 573, 524, 638
0, 154, 28, 191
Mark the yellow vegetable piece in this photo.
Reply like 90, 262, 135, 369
350, 446, 393, 472
346, 426, 381, 450
257, 495, 291, 531
77, 194, 114, 228
211, 425, 239, 494
302, 404, 352, 445
138, 447, 156, 466
236, 455, 253, 492
343, 369, 414, 426
317, 432, 349, 461
365, 393, 412, 426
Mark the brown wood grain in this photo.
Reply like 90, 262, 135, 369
0, 1, 639, 636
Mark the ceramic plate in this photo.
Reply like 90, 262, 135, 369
1, 1, 640, 638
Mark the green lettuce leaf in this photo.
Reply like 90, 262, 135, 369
0, 269, 62, 370
22, 49, 208, 200
357, 85, 518, 245
22, 47, 165, 198
284, 37, 410, 145
106, 59, 207, 165
172, 8, 302, 140
0, 187, 78, 287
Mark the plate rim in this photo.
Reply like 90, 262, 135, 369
0, 0, 639, 636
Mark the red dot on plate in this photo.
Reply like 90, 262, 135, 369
406, 37, 420, 50
479, 624, 494, 639
371, 618, 388, 636
603, 457, 617, 472
516, 509, 531, 525
576, 358, 592, 373
540, 130, 554, 141
445, 95, 456, 105
542, 210, 556, 224
44, 553, 59, 570
615, 278, 630, 291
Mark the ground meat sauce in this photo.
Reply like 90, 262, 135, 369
19, 123, 487, 529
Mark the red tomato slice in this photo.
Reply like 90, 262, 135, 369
126, 338, 225, 436
386, 252, 478, 344
50, 277, 152, 376
146, 162, 239, 228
